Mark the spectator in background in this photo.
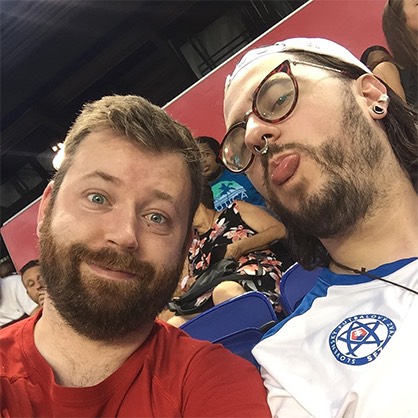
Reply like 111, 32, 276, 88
168, 181, 287, 327
360, 45, 406, 100
383, 0, 418, 106
197, 136, 266, 210
0, 95, 270, 417
221, 37, 417, 417
20, 260, 45, 307
0, 256, 15, 279
0, 257, 39, 328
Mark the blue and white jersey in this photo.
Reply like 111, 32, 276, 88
253, 258, 418, 418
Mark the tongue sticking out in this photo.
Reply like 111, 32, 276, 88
271, 154, 300, 186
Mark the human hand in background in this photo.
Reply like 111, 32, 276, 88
225, 242, 244, 261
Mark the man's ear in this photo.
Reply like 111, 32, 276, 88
37, 181, 54, 237
356, 74, 390, 120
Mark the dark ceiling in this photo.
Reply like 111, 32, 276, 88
0, 0, 305, 235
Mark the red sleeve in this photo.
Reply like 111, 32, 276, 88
181, 343, 271, 417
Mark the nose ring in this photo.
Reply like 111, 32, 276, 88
253, 135, 269, 155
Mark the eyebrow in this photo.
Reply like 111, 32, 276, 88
151, 190, 176, 205
80, 170, 122, 185
80, 171, 178, 209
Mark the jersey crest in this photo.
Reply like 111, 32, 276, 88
329, 314, 396, 365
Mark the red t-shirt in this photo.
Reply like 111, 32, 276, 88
0, 314, 270, 417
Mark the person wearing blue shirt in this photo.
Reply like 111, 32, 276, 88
196, 136, 266, 211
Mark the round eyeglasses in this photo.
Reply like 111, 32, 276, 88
220, 59, 342, 173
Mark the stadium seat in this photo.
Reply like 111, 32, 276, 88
279, 263, 322, 315
179, 291, 278, 366
212, 327, 266, 366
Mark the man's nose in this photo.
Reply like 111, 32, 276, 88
105, 208, 139, 252
35, 276, 45, 289
245, 113, 282, 155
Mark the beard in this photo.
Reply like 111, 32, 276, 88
39, 210, 184, 342
263, 89, 387, 239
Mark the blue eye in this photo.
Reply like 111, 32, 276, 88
87, 193, 106, 205
275, 94, 290, 107
145, 213, 167, 224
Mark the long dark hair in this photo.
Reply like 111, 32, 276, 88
284, 51, 418, 269
360, 45, 394, 71
382, 0, 418, 68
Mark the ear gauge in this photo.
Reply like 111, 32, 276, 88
373, 104, 385, 115
372, 93, 390, 115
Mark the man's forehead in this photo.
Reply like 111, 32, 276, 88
68, 130, 151, 168
76, 129, 125, 151
61, 131, 190, 198
22, 266, 40, 280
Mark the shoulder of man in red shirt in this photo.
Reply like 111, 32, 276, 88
0, 316, 271, 417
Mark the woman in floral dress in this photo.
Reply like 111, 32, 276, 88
168, 182, 287, 326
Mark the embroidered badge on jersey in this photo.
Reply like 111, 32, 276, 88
329, 314, 396, 365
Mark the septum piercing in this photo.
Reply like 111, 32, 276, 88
253, 135, 269, 154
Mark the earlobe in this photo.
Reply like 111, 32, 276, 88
37, 182, 54, 237
357, 74, 390, 120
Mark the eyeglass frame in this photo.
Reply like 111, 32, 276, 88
220, 59, 344, 173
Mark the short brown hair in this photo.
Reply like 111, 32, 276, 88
52, 95, 203, 224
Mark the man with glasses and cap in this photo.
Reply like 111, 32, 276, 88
221, 38, 418, 417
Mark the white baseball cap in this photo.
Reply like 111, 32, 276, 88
225, 37, 371, 90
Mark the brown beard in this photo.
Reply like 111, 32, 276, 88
39, 204, 185, 342
262, 88, 386, 239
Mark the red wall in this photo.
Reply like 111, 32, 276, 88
164, 0, 387, 139
1, 0, 387, 271
1, 198, 41, 271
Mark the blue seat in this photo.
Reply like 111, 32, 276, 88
213, 327, 265, 366
279, 263, 322, 315
179, 291, 278, 366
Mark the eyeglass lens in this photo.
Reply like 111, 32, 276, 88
222, 68, 296, 172
221, 124, 251, 172
255, 71, 296, 121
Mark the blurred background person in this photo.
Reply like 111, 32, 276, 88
0, 257, 39, 328
196, 136, 266, 210
0, 257, 15, 279
383, 0, 418, 107
20, 259, 45, 307
168, 182, 288, 327
360, 45, 406, 100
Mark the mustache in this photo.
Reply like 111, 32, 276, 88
71, 244, 154, 276
261, 141, 337, 172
